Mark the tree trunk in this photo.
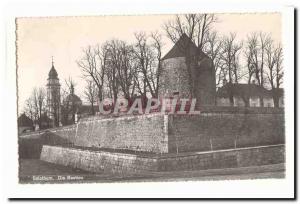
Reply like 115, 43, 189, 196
273, 95, 279, 108
91, 103, 95, 115
243, 97, 249, 107
229, 95, 234, 106
259, 96, 264, 107
228, 83, 234, 106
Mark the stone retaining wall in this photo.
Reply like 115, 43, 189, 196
21, 110, 284, 154
40, 144, 285, 174
74, 113, 168, 153
157, 144, 285, 171
40, 145, 157, 174
168, 113, 284, 153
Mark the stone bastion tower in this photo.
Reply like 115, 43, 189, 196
159, 34, 216, 106
46, 59, 61, 127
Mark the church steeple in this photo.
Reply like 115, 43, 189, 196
48, 57, 58, 79
46, 57, 61, 127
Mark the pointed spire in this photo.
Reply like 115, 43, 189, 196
48, 56, 58, 79
71, 83, 74, 95
51, 56, 54, 67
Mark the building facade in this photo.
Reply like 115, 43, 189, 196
216, 83, 284, 108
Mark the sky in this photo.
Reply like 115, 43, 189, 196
16, 13, 281, 113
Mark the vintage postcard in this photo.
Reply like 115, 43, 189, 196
3, 1, 295, 199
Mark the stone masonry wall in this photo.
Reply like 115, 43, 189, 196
20, 114, 168, 153
159, 57, 190, 98
74, 113, 169, 153
157, 144, 285, 171
40, 144, 285, 174
40, 145, 158, 174
21, 111, 284, 154
159, 56, 216, 106
168, 113, 284, 153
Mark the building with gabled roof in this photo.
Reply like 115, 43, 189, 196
18, 113, 34, 134
216, 82, 284, 107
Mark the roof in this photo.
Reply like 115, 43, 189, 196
162, 33, 207, 60
63, 94, 82, 105
270, 88, 284, 98
217, 83, 272, 98
48, 65, 58, 79
36, 113, 52, 123
79, 105, 99, 114
18, 113, 33, 127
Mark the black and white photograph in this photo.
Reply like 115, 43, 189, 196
0, 0, 295, 200
17, 12, 287, 183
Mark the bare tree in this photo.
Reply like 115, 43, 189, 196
150, 32, 163, 97
105, 40, 136, 101
24, 97, 35, 124
27, 87, 46, 128
266, 42, 283, 107
164, 14, 217, 50
102, 41, 120, 103
61, 77, 79, 125
60, 83, 70, 125
245, 32, 271, 106
84, 80, 98, 115
203, 31, 224, 88
133, 32, 162, 98
37, 88, 46, 125
244, 42, 256, 85
220, 33, 243, 106
274, 44, 284, 89
77, 44, 107, 102
64, 77, 76, 95
23, 87, 47, 128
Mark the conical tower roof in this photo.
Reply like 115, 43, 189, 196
162, 33, 207, 60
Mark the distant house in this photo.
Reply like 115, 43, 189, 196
216, 83, 284, 108
35, 113, 53, 130
270, 88, 284, 108
18, 113, 34, 134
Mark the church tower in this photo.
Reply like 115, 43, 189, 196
46, 58, 61, 127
